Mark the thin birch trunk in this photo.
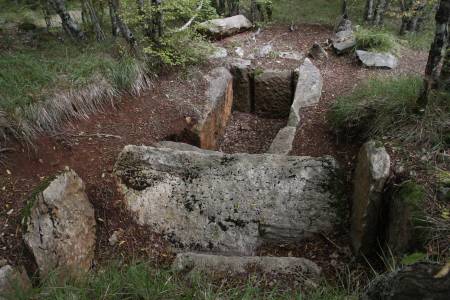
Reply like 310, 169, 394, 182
48, 0, 84, 39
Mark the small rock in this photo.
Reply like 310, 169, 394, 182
108, 229, 123, 246
235, 47, 245, 58
437, 186, 450, 202
308, 43, 328, 60
255, 44, 273, 58
209, 47, 228, 59
278, 51, 304, 61
0, 265, 31, 298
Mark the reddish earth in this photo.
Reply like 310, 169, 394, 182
0, 24, 428, 276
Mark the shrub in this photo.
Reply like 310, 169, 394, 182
355, 27, 398, 53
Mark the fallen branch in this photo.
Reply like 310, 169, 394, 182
177, 0, 204, 32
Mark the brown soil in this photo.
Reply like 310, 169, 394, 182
0, 24, 428, 278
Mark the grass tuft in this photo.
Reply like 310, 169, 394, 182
355, 27, 399, 53
4, 260, 357, 300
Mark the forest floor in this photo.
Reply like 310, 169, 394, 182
0, 24, 428, 281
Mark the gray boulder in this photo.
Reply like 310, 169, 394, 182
332, 30, 356, 54
351, 141, 390, 255
191, 67, 233, 150
254, 44, 273, 58
356, 50, 398, 69
23, 170, 96, 277
0, 265, 31, 299
254, 69, 294, 118
199, 15, 252, 38
362, 263, 450, 300
172, 252, 321, 280
288, 58, 323, 127
209, 47, 228, 59
114, 144, 345, 255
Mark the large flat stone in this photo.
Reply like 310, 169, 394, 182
191, 67, 233, 150
114, 144, 345, 255
199, 15, 252, 38
172, 252, 321, 280
356, 50, 398, 69
254, 69, 294, 118
23, 170, 96, 277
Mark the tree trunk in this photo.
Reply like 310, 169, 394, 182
83, 0, 106, 41
212, 0, 226, 15
364, 0, 375, 22
48, 0, 84, 39
109, 0, 137, 50
400, 1, 426, 35
228, 0, 240, 17
439, 34, 450, 91
108, 0, 119, 36
151, 0, 163, 43
373, 0, 390, 26
41, 0, 52, 31
418, 0, 450, 108
250, 0, 257, 22
342, 0, 348, 19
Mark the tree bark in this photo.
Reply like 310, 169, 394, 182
439, 33, 450, 91
373, 0, 390, 26
109, 0, 137, 50
41, 0, 52, 32
82, 0, 106, 41
151, 0, 163, 43
228, 0, 240, 16
418, 0, 450, 108
48, 0, 84, 39
400, 1, 427, 35
342, 0, 348, 19
365, 0, 375, 22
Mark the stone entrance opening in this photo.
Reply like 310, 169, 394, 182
168, 58, 322, 156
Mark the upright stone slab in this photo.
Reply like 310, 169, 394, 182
254, 69, 294, 118
351, 141, 390, 255
228, 58, 253, 113
332, 29, 356, 54
199, 15, 252, 38
288, 58, 323, 127
114, 144, 345, 255
23, 170, 96, 277
191, 67, 233, 150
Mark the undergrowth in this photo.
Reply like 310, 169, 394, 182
3, 261, 356, 300
328, 75, 450, 151
355, 27, 399, 53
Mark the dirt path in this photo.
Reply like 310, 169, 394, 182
0, 24, 428, 272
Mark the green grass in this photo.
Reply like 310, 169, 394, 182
0, 36, 141, 112
3, 261, 356, 300
355, 27, 399, 53
328, 75, 450, 150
